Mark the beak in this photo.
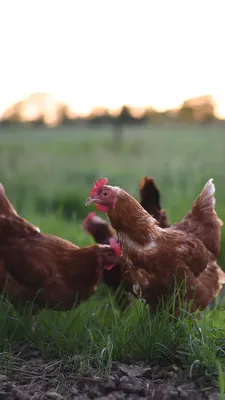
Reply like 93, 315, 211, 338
85, 197, 97, 206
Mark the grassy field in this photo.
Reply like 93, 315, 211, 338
0, 123, 225, 395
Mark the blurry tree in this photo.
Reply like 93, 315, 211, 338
1, 93, 218, 129
31, 115, 45, 127
140, 107, 158, 122
0, 92, 74, 127
88, 108, 114, 125
57, 104, 76, 126
117, 105, 136, 124
178, 103, 194, 122
179, 95, 216, 123
1, 101, 24, 124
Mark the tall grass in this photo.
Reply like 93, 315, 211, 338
1, 283, 225, 380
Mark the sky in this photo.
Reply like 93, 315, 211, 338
0, 0, 224, 117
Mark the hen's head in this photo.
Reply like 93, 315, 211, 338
82, 211, 115, 243
83, 212, 100, 234
85, 177, 120, 213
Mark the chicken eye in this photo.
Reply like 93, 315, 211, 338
102, 191, 108, 197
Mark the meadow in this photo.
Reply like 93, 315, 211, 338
0, 123, 225, 398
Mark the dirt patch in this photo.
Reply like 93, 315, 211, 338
0, 350, 220, 400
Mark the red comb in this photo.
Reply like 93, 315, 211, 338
90, 177, 108, 197
83, 211, 96, 225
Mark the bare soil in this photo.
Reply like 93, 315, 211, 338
0, 348, 220, 400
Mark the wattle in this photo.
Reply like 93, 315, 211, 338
96, 203, 109, 213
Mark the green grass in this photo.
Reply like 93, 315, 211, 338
0, 123, 225, 389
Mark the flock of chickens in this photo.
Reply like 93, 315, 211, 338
0, 176, 224, 324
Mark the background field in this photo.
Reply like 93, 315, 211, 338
1, 123, 225, 392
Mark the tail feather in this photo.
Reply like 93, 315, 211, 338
0, 183, 18, 217
174, 179, 223, 258
194, 178, 215, 210
191, 179, 223, 228
139, 176, 170, 228
139, 176, 161, 209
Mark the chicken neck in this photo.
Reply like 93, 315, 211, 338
107, 191, 160, 247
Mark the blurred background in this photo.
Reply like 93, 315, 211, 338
0, 0, 225, 262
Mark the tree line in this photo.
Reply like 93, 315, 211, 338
0, 93, 219, 128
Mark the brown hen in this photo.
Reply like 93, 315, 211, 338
0, 185, 120, 312
82, 176, 169, 310
86, 177, 225, 314
0, 184, 41, 306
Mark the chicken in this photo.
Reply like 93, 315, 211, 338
139, 177, 224, 310
0, 232, 121, 311
0, 218, 121, 311
82, 175, 170, 308
0, 184, 41, 306
139, 176, 170, 228
0, 185, 121, 312
82, 176, 170, 310
86, 177, 225, 313
169, 180, 224, 310
82, 211, 132, 311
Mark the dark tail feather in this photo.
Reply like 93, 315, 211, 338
139, 176, 170, 228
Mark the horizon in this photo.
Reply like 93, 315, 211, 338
1, 0, 224, 118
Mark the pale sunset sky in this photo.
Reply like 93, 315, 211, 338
0, 0, 224, 117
